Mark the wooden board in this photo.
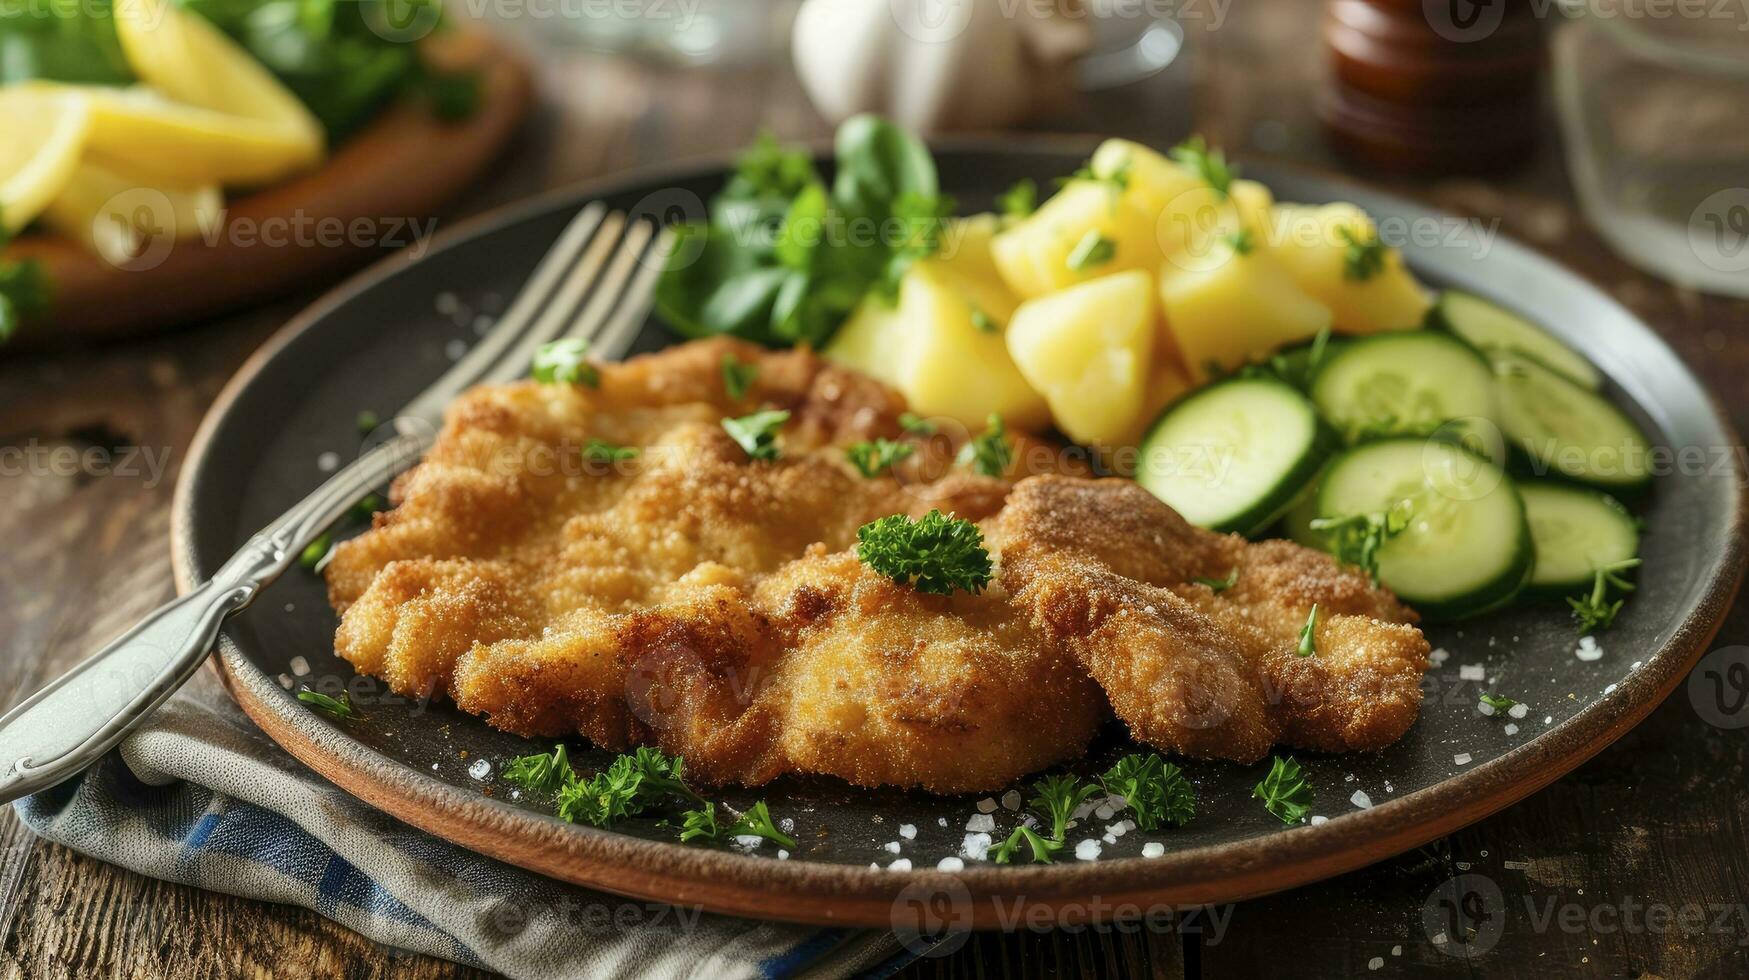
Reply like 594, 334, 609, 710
2, 32, 532, 348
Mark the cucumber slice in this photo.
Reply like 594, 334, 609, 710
1431, 291, 1601, 389
1521, 481, 1639, 593
1137, 376, 1326, 536
1314, 438, 1532, 620
1310, 331, 1497, 442
1492, 351, 1653, 491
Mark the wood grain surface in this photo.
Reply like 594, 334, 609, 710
4, 2, 1748, 977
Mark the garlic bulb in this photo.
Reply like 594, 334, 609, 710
792, 0, 1093, 132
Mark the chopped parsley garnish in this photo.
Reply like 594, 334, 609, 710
555, 747, 705, 828
721, 354, 758, 400
992, 825, 1062, 864
721, 409, 790, 461
998, 178, 1038, 219
1253, 756, 1313, 825
1059, 157, 1130, 194
501, 746, 795, 845
502, 744, 574, 794
1568, 558, 1640, 633
349, 494, 386, 523
1100, 753, 1195, 830
899, 412, 936, 436
679, 800, 797, 849
969, 306, 997, 334
1223, 229, 1256, 256
1309, 497, 1415, 586
1170, 135, 1236, 200
583, 438, 639, 464
1296, 604, 1320, 658
994, 773, 1100, 865
299, 533, 333, 571
856, 510, 993, 596
1337, 225, 1387, 282
296, 688, 355, 720
531, 338, 599, 387
845, 438, 915, 478
956, 413, 1012, 477
1192, 568, 1239, 593
1066, 230, 1116, 271
1479, 693, 1518, 713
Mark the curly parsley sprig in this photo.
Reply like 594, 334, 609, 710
1170, 135, 1236, 200
856, 511, 993, 596
846, 438, 915, 478
1309, 497, 1416, 586
1253, 756, 1314, 825
1100, 753, 1196, 831
1568, 557, 1640, 633
957, 413, 1012, 478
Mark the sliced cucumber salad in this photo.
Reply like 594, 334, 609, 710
1521, 482, 1640, 593
1128, 286, 1648, 621
1312, 439, 1533, 620
1137, 377, 1327, 536
1431, 290, 1601, 389
1493, 351, 1652, 491
1310, 331, 1496, 441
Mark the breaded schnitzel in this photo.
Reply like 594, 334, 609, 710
327, 338, 1428, 792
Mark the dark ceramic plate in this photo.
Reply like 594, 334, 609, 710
172, 139, 1745, 927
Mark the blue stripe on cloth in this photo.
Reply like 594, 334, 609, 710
759, 927, 850, 978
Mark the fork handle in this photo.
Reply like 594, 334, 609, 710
0, 577, 254, 805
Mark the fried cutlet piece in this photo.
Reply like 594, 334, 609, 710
328, 337, 1430, 792
994, 476, 1431, 762
328, 338, 1102, 793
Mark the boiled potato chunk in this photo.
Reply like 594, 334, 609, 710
1006, 270, 1157, 446
933, 213, 1019, 323
899, 262, 1049, 430
991, 181, 1165, 300
1158, 239, 1333, 383
1156, 178, 1275, 275
1269, 202, 1431, 333
824, 220, 1049, 431
1089, 139, 1204, 218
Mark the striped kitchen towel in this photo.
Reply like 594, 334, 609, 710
14, 672, 917, 979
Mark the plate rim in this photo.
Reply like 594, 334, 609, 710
170, 136, 1748, 927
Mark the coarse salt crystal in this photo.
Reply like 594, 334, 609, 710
289, 656, 310, 676
1094, 803, 1115, 820
732, 835, 764, 851
1102, 834, 1117, 845
888, 858, 912, 872
966, 813, 996, 833
1141, 842, 1165, 859
1001, 790, 1022, 811
316, 452, 340, 472
937, 857, 964, 872
1478, 701, 1496, 716
961, 833, 993, 861
1429, 647, 1450, 665
1368, 957, 1384, 970
1454, 752, 1473, 765
1576, 636, 1603, 661
1075, 840, 1102, 861
1505, 724, 1519, 735
883, 841, 902, 854
1351, 791, 1372, 809
1508, 702, 1529, 719
468, 759, 491, 780
898, 823, 917, 840
1391, 945, 1403, 956
938, 817, 949, 828
1604, 683, 1617, 695
1310, 815, 1329, 826
1459, 664, 1485, 681
976, 797, 997, 813
1107, 821, 1130, 837
777, 850, 789, 860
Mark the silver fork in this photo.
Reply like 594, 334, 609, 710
0, 205, 672, 805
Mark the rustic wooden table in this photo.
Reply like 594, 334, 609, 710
4, 3, 1747, 977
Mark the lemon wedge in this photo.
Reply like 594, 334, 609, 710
40, 160, 222, 270
0, 86, 92, 233
112, 0, 324, 173
21, 84, 325, 188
